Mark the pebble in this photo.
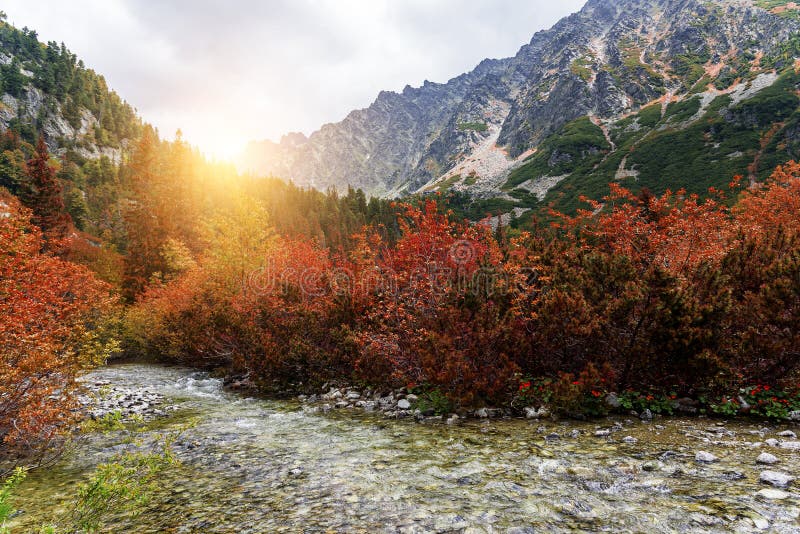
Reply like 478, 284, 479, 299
640, 409, 653, 421
778, 430, 797, 439
756, 488, 791, 500
765, 438, 779, 447
759, 470, 795, 487
397, 399, 411, 410
756, 452, 779, 465
695, 451, 719, 463
594, 429, 611, 437
778, 441, 800, 450
622, 436, 638, 444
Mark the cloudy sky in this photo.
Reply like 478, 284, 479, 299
3, 0, 585, 159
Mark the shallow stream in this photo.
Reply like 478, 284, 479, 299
10, 364, 800, 533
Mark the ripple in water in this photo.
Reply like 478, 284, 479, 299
10, 363, 800, 533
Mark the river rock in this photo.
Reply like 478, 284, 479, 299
622, 436, 638, 444
778, 441, 800, 450
346, 391, 361, 400
789, 411, 800, 421
406, 394, 418, 402
695, 451, 719, 463
759, 470, 795, 487
446, 414, 459, 425
397, 399, 411, 410
756, 453, 779, 465
474, 407, 489, 418
640, 409, 653, 421
524, 406, 549, 419
595, 429, 611, 437
765, 438, 779, 447
777, 430, 797, 439
756, 488, 791, 500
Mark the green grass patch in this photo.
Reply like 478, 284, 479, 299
570, 57, 594, 82
457, 122, 489, 133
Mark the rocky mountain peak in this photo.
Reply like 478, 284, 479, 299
239, 0, 800, 205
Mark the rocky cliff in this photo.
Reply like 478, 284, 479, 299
0, 17, 140, 162
241, 0, 800, 214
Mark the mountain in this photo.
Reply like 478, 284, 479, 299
0, 12, 141, 162
241, 0, 800, 218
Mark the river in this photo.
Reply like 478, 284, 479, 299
10, 364, 800, 533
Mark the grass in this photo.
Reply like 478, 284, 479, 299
755, 0, 800, 19
503, 116, 609, 190
570, 57, 594, 82
457, 122, 488, 133
521, 67, 800, 217
664, 96, 701, 123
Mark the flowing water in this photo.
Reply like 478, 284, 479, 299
9, 364, 800, 533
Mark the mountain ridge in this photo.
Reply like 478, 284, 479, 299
240, 0, 800, 212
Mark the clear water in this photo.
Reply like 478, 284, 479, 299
10, 364, 800, 533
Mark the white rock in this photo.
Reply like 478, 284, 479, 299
789, 411, 800, 421
751, 516, 769, 530
778, 430, 797, 439
765, 438, 779, 447
759, 470, 795, 487
474, 407, 489, 418
346, 391, 361, 400
779, 441, 800, 450
622, 436, 638, 444
695, 451, 719, 463
397, 399, 411, 410
524, 406, 549, 419
756, 452, 779, 465
595, 429, 611, 437
756, 488, 791, 500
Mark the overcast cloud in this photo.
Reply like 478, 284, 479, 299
3, 0, 585, 158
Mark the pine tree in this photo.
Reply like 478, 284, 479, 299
22, 137, 72, 241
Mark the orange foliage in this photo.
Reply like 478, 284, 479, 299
0, 193, 115, 447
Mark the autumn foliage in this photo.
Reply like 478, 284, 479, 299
125, 163, 800, 410
0, 192, 116, 449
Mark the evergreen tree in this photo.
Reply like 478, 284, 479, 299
22, 137, 72, 241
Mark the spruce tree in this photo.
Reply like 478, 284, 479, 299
22, 137, 72, 241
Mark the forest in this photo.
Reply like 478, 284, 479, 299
3, 122, 800, 461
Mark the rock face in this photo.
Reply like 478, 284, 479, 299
241, 0, 800, 200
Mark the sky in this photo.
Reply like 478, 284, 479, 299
3, 0, 585, 159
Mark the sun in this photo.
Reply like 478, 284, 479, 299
177, 129, 247, 162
